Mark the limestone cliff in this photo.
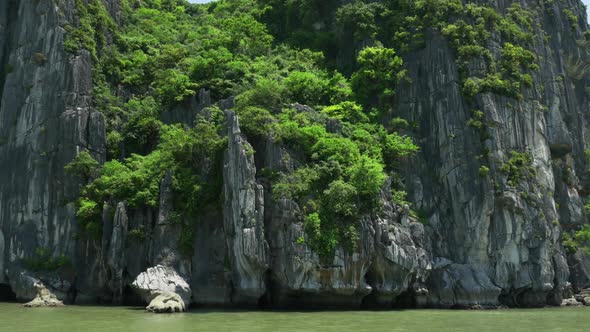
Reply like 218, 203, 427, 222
1, 0, 590, 309
0, 0, 105, 299
394, 0, 590, 307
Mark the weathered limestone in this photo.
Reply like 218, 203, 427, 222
7, 270, 41, 302
268, 200, 374, 307
390, 0, 588, 306
105, 202, 128, 304
191, 209, 231, 306
574, 289, 590, 306
223, 110, 269, 305
6, 268, 74, 304
0, 230, 4, 283
146, 292, 185, 313
23, 281, 64, 308
0, 0, 105, 304
131, 265, 191, 312
264, 137, 432, 307
569, 250, 590, 291
150, 170, 190, 276
561, 297, 582, 307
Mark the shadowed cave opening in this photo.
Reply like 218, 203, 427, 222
392, 290, 418, 309
122, 285, 144, 306
360, 269, 382, 309
0, 283, 16, 302
360, 273, 419, 309
257, 269, 273, 309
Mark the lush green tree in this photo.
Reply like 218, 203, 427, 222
235, 106, 275, 139
322, 101, 368, 123
152, 68, 198, 105
235, 78, 284, 111
312, 136, 361, 165
65, 151, 100, 181
335, 1, 383, 42
66, 0, 427, 261
284, 71, 327, 106
123, 97, 163, 155
348, 155, 386, 200
351, 46, 406, 110
321, 180, 358, 218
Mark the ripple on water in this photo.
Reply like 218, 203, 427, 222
0, 303, 589, 332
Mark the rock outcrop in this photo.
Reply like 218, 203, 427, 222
223, 111, 269, 305
7, 270, 41, 302
266, 174, 432, 307
23, 281, 64, 308
105, 202, 128, 304
561, 297, 583, 307
574, 288, 590, 305
7, 270, 65, 307
146, 292, 185, 313
389, 0, 590, 307
0, 0, 105, 302
131, 265, 191, 312
569, 250, 590, 291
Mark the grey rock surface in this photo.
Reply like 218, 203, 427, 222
23, 281, 64, 308
150, 170, 190, 276
7, 269, 69, 303
561, 297, 582, 307
7, 270, 41, 302
267, 198, 372, 307
262, 135, 432, 307
0, 0, 105, 301
146, 292, 185, 313
105, 202, 128, 303
131, 265, 191, 306
0, 230, 4, 284
223, 111, 269, 305
569, 250, 590, 291
191, 208, 231, 306
391, 0, 589, 306
575, 289, 590, 305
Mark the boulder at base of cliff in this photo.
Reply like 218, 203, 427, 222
572, 288, 590, 306
23, 281, 64, 307
146, 292, 185, 313
131, 265, 191, 312
573, 289, 590, 306
8, 270, 41, 301
560, 297, 582, 307
7, 269, 68, 303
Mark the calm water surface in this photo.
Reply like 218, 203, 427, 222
0, 303, 588, 332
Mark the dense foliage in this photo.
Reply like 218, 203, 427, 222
24, 248, 71, 272
563, 225, 590, 254
61, 0, 423, 260
62, 0, 574, 260
260, 0, 540, 100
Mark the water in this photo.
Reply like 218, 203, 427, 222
0, 303, 588, 332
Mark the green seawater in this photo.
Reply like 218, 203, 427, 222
0, 303, 588, 332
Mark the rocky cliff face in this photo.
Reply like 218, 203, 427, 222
393, 0, 590, 307
0, 0, 105, 295
1, 0, 590, 309
222, 110, 269, 304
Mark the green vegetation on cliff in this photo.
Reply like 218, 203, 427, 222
63, 0, 421, 259
62, 0, 564, 259
260, 0, 539, 100
563, 225, 590, 254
